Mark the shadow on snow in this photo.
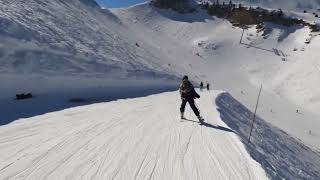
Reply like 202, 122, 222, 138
153, 6, 215, 23
215, 92, 320, 180
0, 85, 178, 126
181, 118, 234, 133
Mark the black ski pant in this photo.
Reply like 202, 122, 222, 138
180, 97, 200, 117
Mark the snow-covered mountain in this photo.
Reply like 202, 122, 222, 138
113, 2, 320, 150
0, 0, 182, 102
0, 0, 177, 85
1, 0, 320, 179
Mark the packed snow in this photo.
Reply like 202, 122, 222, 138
0, 91, 268, 180
1, 90, 319, 179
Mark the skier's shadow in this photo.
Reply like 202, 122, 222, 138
181, 118, 234, 133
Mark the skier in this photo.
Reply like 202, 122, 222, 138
206, 83, 210, 91
179, 76, 204, 123
200, 82, 204, 91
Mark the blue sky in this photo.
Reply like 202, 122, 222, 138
96, 0, 147, 8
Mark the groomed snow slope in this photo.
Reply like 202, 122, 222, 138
0, 90, 267, 180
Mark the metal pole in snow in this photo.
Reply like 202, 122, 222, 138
240, 28, 245, 44
248, 84, 263, 144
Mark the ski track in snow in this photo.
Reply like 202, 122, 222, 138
0, 91, 267, 180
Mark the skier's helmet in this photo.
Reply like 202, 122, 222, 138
183, 75, 188, 80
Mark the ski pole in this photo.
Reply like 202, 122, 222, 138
240, 28, 245, 44
195, 101, 201, 115
248, 84, 263, 144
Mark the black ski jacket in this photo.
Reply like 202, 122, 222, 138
179, 80, 200, 99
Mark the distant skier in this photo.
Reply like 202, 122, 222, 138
179, 76, 204, 123
200, 82, 204, 91
206, 83, 210, 91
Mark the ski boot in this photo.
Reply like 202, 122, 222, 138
181, 112, 185, 120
